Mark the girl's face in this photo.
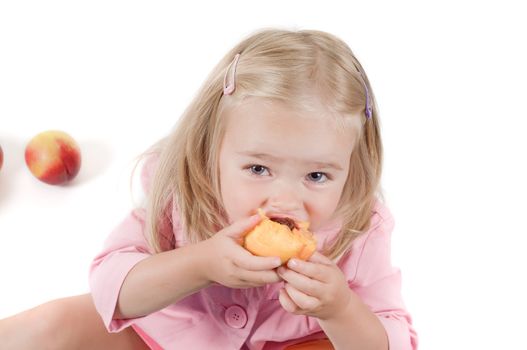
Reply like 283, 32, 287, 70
218, 98, 357, 232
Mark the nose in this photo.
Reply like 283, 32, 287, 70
266, 179, 303, 213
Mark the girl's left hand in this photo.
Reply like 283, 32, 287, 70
277, 252, 351, 320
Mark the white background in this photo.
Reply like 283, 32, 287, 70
1, 1, 526, 348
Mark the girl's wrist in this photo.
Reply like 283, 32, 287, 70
318, 290, 388, 350
192, 240, 215, 286
333, 289, 356, 321
317, 288, 354, 322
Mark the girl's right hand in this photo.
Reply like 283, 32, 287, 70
198, 214, 283, 289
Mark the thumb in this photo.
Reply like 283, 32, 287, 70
221, 214, 262, 240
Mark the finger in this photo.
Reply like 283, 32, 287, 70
277, 266, 324, 297
284, 283, 320, 311
221, 214, 262, 239
278, 288, 298, 313
234, 252, 282, 271
237, 269, 282, 285
286, 257, 331, 282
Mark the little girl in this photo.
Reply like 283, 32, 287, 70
0, 28, 417, 349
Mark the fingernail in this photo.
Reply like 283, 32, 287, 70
288, 259, 298, 268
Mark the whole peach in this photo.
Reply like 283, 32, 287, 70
25, 130, 81, 185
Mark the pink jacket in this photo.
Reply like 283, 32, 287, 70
89, 165, 418, 350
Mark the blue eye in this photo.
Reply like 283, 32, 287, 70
307, 172, 328, 183
249, 165, 270, 176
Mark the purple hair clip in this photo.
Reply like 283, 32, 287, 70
353, 62, 373, 120
360, 76, 373, 120
223, 53, 241, 95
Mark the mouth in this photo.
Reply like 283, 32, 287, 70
269, 216, 298, 230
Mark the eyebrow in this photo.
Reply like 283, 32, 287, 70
237, 152, 344, 171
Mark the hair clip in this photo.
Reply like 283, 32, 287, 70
223, 53, 241, 95
353, 62, 373, 120
363, 81, 373, 119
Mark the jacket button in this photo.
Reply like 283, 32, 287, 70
224, 305, 248, 329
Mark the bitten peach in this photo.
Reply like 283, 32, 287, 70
25, 130, 81, 185
244, 209, 317, 264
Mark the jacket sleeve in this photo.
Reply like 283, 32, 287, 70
89, 154, 165, 332
343, 204, 419, 350
89, 208, 153, 332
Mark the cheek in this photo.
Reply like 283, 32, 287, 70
219, 168, 261, 223
307, 186, 345, 230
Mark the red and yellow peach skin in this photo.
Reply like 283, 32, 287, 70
25, 130, 81, 185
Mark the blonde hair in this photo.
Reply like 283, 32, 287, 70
144, 28, 383, 260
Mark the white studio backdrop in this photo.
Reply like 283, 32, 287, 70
1, 1, 526, 349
